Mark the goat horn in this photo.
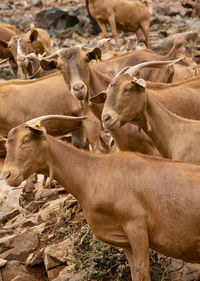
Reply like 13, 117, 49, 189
115, 66, 133, 78
25, 115, 87, 126
41, 49, 64, 60
124, 58, 183, 78
0, 58, 9, 65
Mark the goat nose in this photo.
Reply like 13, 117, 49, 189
4, 171, 11, 180
102, 114, 111, 123
73, 83, 84, 91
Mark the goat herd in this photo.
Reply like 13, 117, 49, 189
1, 0, 200, 280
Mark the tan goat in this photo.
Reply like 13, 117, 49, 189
0, 23, 19, 76
88, 0, 151, 49
40, 46, 200, 157
92, 61, 200, 162
0, 73, 104, 191
1, 23, 51, 78
24, 37, 193, 82
3, 116, 200, 281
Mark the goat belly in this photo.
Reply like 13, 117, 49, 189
149, 233, 200, 263
85, 212, 129, 247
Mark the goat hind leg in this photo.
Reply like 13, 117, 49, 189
139, 22, 151, 49
108, 14, 119, 50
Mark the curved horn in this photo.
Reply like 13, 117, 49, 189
41, 49, 64, 60
115, 66, 133, 78
124, 58, 183, 78
25, 115, 87, 126
0, 58, 9, 65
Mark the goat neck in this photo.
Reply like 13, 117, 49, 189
139, 92, 178, 158
45, 135, 100, 203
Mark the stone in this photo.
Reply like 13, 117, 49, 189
0, 230, 38, 262
34, 7, 79, 31
26, 249, 44, 266
44, 239, 70, 270
0, 260, 47, 281
0, 235, 16, 254
52, 269, 86, 281
47, 265, 65, 281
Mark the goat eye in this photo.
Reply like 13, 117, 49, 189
57, 65, 63, 71
22, 138, 31, 145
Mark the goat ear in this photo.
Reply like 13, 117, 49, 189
87, 47, 102, 62
0, 40, 8, 48
90, 91, 107, 104
26, 61, 33, 76
40, 59, 57, 71
0, 135, 7, 149
132, 78, 146, 88
26, 125, 45, 136
30, 30, 38, 42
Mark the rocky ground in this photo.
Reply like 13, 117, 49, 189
1, 0, 200, 280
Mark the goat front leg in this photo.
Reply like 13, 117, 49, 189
124, 246, 137, 280
23, 173, 38, 193
96, 19, 109, 38
123, 220, 150, 281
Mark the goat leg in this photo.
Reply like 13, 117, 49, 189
23, 173, 38, 193
43, 167, 54, 188
123, 220, 150, 281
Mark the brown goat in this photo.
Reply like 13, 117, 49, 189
0, 23, 19, 77
24, 38, 191, 82
1, 24, 51, 78
93, 61, 200, 162
3, 118, 200, 281
88, 0, 151, 49
39, 46, 200, 156
0, 73, 105, 190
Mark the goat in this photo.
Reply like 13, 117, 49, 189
87, 0, 151, 49
39, 46, 200, 157
0, 73, 104, 191
0, 23, 19, 77
1, 23, 51, 78
92, 61, 200, 162
3, 115, 200, 281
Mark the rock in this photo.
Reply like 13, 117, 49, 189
34, 7, 79, 31
0, 235, 16, 254
168, 259, 200, 281
35, 187, 65, 201
0, 209, 20, 225
47, 265, 66, 281
26, 248, 44, 266
0, 260, 47, 281
44, 239, 70, 270
0, 230, 38, 262
32, 0, 44, 8
52, 269, 86, 281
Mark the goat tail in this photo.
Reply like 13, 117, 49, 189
141, 0, 152, 14
142, 0, 149, 7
